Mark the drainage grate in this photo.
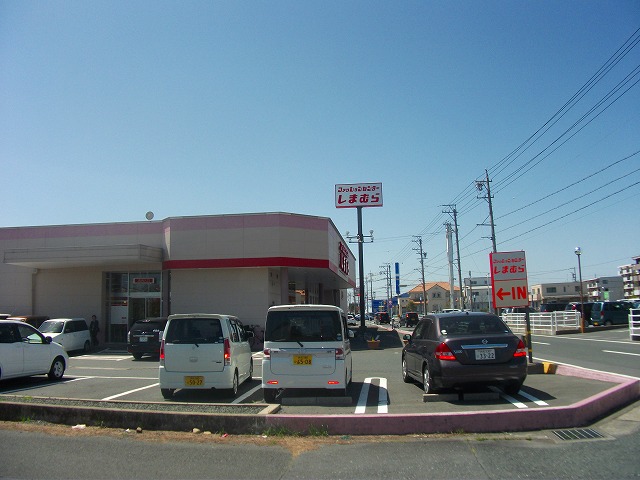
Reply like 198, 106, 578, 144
552, 428, 605, 441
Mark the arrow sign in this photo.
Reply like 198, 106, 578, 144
490, 251, 529, 309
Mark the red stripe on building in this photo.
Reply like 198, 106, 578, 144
163, 257, 330, 270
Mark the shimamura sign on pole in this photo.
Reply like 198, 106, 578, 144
335, 183, 383, 208
489, 251, 529, 309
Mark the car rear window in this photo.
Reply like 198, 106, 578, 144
438, 316, 509, 336
165, 318, 223, 344
133, 319, 167, 330
39, 320, 64, 334
265, 310, 343, 342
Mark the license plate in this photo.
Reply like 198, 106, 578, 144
184, 376, 204, 386
292, 355, 312, 366
475, 349, 495, 360
139, 336, 148, 342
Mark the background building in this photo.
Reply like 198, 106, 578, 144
0, 212, 355, 344
619, 256, 640, 300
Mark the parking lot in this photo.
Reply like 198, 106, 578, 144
0, 326, 625, 417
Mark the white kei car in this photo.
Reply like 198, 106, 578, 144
159, 314, 253, 399
0, 320, 69, 381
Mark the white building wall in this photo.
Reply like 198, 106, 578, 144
170, 268, 270, 326
0, 265, 33, 315
34, 267, 103, 319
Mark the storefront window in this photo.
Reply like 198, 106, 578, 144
105, 272, 162, 343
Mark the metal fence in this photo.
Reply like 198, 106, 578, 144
630, 308, 640, 341
502, 311, 580, 335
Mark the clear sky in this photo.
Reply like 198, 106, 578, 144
1, 1, 639, 299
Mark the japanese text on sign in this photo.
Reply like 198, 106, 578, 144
489, 251, 529, 308
338, 242, 350, 275
335, 183, 383, 208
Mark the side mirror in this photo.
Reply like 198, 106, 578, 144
348, 330, 355, 339
45, 336, 52, 344
403, 333, 411, 342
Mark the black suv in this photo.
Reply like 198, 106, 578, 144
403, 312, 419, 327
127, 317, 168, 360
376, 312, 390, 324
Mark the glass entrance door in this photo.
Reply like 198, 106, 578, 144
129, 298, 161, 328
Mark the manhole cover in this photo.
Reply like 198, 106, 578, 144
552, 428, 605, 441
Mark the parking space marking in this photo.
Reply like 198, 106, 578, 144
602, 350, 640, 357
232, 383, 262, 404
517, 390, 549, 406
101, 383, 159, 400
489, 387, 527, 408
74, 355, 131, 361
71, 366, 131, 371
355, 377, 388, 414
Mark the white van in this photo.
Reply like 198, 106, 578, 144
261, 304, 353, 402
159, 314, 252, 399
38, 318, 91, 353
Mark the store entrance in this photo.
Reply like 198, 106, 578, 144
129, 297, 161, 328
105, 272, 162, 344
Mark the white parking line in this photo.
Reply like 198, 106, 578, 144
602, 350, 640, 357
489, 386, 528, 408
355, 377, 388, 414
74, 355, 131, 361
101, 383, 159, 400
517, 390, 549, 406
232, 382, 263, 404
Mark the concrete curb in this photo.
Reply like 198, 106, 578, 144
1, 367, 638, 435
263, 369, 639, 435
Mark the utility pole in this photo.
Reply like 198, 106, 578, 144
443, 204, 464, 309
445, 223, 455, 309
477, 169, 498, 314
380, 263, 391, 315
468, 270, 473, 311
413, 236, 428, 316
476, 169, 497, 253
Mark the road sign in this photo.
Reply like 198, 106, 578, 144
489, 251, 529, 308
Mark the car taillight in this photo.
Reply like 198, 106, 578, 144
435, 342, 456, 361
159, 340, 165, 364
513, 339, 527, 357
224, 338, 231, 366
335, 348, 345, 360
263, 348, 271, 358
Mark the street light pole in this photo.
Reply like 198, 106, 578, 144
575, 247, 585, 333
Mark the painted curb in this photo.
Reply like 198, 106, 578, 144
0, 367, 637, 435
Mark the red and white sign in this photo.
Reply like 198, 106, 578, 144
489, 251, 529, 308
335, 183, 383, 208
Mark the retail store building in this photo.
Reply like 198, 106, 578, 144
0, 212, 355, 344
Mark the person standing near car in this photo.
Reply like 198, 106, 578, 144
90, 315, 100, 348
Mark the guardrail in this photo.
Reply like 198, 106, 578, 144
502, 311, 580, 335
630, 309, 640, 341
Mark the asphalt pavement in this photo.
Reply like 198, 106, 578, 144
0, 324, 638, 435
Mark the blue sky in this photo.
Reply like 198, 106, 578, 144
1, 1, 639, 298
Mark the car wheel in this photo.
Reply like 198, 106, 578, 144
504, 382, 522, 395
161, 388, 174, 399
423, 364, 435, 394
229, 370, 239, 396
402, 357, 411, 383
132, 353, 143, 360
263, 388, 277, 403
83, 340, 91, 353
48, 356, 66, 380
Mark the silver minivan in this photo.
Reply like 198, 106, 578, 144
159, 314, 253, 399
262, 304, 353, 402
